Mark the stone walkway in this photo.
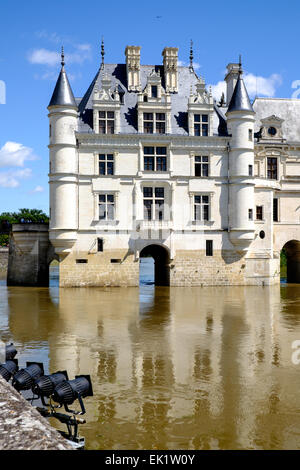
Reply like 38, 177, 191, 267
0, 376, 72, 450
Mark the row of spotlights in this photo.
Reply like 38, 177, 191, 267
0, 344, 93, 410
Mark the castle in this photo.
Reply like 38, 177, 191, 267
48, 45, 300, 287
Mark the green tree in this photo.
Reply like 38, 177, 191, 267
11, 208, 49, 224
0, 209, 49, 246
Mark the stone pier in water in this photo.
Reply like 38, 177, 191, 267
7, 223, 54, 287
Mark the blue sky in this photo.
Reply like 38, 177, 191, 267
0, 0, 299, 214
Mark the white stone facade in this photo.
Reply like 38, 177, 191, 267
48, 46, 300, 286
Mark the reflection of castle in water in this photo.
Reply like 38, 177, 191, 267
7, 284, 300, 449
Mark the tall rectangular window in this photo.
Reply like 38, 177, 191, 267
151, 86, 158, 98
256, 206, 263, 220
267, 157, 278, 180
194, 195, 210, 221
195, 156, 209, 177
206, 240, 213, 257
143, 187, 164, 220
156, 113, 166, 134
99, 111, 115, 134
143, 113, 166, 134
248, 164, 253, 176
99, 154, 114, 175
143, 113, 154, 134
144, 146, 167, 171
248, 208, 253, 220
273, 198, 278, 222
194, 114, 209, 136
97, 238, 103, 252
99, 194, 115, 220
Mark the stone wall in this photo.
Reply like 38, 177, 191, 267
59, 248, 279, 287
0, 376, 72, 450
171, 249, 247, 286
60, 250, 139, 287
7, 224, 52, 287
0, 247, 8, 273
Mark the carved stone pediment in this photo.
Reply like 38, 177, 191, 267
93, 74, 119, 103
259, 114, 284, 140
188, 77, 213, 106
261, 114, 284, 125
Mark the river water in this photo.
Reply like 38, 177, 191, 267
0, 259, 300, 450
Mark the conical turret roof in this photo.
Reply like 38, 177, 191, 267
48, 49, 77, 108
227, 74, 253, 113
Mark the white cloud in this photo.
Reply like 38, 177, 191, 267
32, 185, 44, 193
210, 80, 226, 102
244, 73, 282, 98
28, 48, 60, 67
0, 142, 37, 168
178, 60, 201, 71
210, 72, 282, 102
35, 30, 63, 44
211, 73, 282, 100
0, 168, 32, 188
28, 44, 92, 68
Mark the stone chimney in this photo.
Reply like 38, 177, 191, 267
162, 47, 178, 93
125, 46, 141, 92
225, 63, 240, 105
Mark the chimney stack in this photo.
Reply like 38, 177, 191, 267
162, 47, 178, 93
125, 46, 141, 92
225, 63, 240, 105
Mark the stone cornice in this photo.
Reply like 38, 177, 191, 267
76, 132, 229, 150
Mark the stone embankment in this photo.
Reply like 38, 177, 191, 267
0, 375, 72, 450
0, 247, 8, 273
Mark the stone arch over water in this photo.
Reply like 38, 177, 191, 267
140, 244, 170, 286
282, 240, 300, 283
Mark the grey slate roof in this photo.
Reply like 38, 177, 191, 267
227, 75, 254, 113
77, 64, 225, 136
48, 66, 77, 108
253, 98, 300, 143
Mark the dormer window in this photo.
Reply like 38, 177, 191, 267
99, 111, 114, 134
151, 86, 158, 98
188, 77, 213, 137
144, 113, 153, 133
143, 112, 166, 134
93, 74, 121, 134
194, 114, 209, 136
268, 126, 277, 136
137, 69, 171, 134
258, 115, 284, 142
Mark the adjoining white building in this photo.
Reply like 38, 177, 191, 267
48, 45, 300, 287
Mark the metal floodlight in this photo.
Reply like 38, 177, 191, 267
0, 359, 18, 382
5, 344, 17, 361
12, 362, 44, 391
52, 375, 93, 414
32, 370, 69, 398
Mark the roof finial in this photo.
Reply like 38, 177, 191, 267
189, 39, 194, 69
61, 46, 65, 68
101, 37, 105, 67
238, 54, 242, 75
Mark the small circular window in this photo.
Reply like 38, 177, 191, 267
259, 230, 265, 239
268, 126, 277, 136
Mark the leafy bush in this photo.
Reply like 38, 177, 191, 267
0, 234, 9, 247
0, 209, 49, 246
